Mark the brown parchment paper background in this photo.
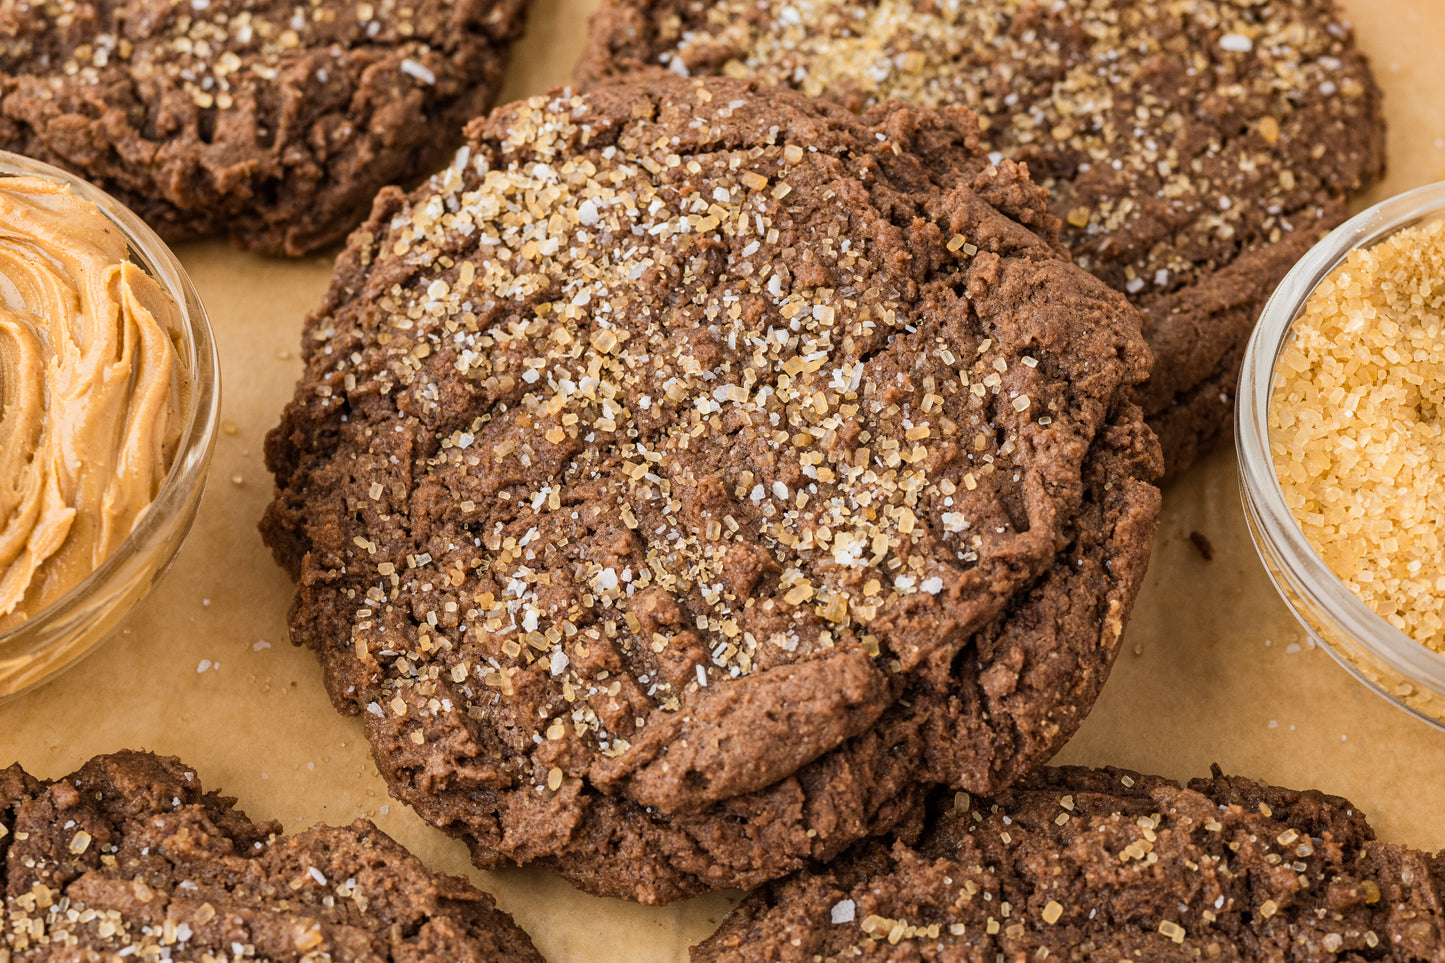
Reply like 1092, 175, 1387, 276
4, 1, 1445, 960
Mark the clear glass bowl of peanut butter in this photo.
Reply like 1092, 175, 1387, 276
0, 151, 219, 700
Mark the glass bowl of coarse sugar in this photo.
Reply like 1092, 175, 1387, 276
1238, 180, 1445, 731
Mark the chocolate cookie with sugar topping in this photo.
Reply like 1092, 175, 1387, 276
577, 0, 1387, 477
262, 76, 1162, 903
0, 0, 530, 255
695, 765, 1443, 962
0, 751, 543, 962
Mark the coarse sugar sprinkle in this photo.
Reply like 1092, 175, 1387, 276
311, 85, 1126, 759
1269, 218, 1445, 649
634, 0, 1377, 296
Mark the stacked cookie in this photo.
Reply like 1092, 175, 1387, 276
577, 0, 1387, 475
2, 0, 1416, 958
262, 76, 1162, 902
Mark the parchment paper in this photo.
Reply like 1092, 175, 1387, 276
4, 2, 1444, 960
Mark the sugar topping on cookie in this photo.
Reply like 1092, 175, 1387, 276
577, 0, 1386, 476
6, 0, 451, 107
265, 77, 1160, 901
0, 0, 529, 253
316, 84, 1137, 753
624, 0, 1375, 296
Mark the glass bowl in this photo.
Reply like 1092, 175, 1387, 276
0, 151, 219, 701
1237, 181, 1445, 731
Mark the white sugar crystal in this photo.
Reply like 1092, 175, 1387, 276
400, 58, 436, 85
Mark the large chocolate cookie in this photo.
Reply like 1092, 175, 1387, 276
0, 751, 543, 961
262, 76, 1161, 903
0, 0, 529, 255
577, 0, 1387, 477
696, 765, 1442, 961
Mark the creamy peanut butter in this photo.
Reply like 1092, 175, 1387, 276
0, 176, 184, 629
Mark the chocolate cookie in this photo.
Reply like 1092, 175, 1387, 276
0, 0, 529, 255
0, 751, 543, 961
696, 765, 1441, 961
262, 76, 1162, 903
577, 0, 1387, 477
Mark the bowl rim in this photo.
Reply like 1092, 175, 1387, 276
1237, 179, 1445, 704
0, 150, 220, 653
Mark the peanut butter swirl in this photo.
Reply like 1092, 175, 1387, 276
0, 176, 183, 629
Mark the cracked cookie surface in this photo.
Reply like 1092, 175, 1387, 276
0, 0, 529, 255
695, 765, 1443, 962
263, 77, 1161, 903
578, 0, 1387, 476
0, 751, 542, 962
